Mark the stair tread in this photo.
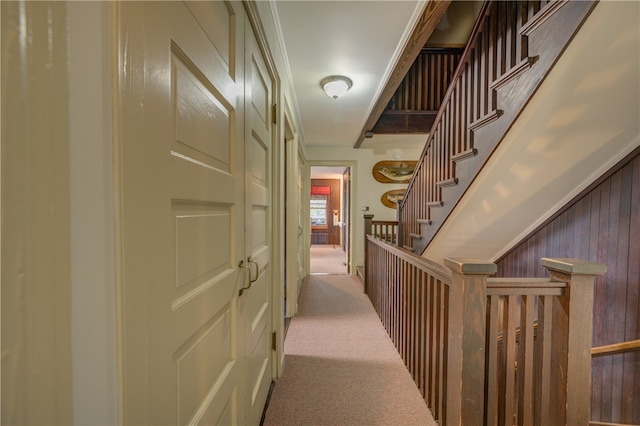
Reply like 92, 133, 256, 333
452, 148, 478, 163
436, 177, 458, 188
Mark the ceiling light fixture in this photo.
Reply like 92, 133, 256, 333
321, 75, 353, 100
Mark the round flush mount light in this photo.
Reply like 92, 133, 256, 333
321, 75, 353, 100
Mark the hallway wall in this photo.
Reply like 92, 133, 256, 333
306, 145, 423, 268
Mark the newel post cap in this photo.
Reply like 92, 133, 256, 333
444, 258, 497, 275
541, 258, 607, 276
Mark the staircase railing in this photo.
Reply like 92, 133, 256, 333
364, 233, 607, 425
398, 0, 597, 254
366, 216, 398, 245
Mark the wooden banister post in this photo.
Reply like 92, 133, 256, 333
362, 214, 374, 294
541, 258, 607, 425
363, 214, 374, 237
444, 258, 497, 426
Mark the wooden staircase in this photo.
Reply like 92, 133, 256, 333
399, 0, 598, 254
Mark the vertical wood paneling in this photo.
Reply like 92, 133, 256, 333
496, 151, 640, 424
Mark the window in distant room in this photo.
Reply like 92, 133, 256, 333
310, 186, 330, 228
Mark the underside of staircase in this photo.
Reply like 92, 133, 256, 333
399, 0, 640, 264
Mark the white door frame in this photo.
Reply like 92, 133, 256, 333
305, 161, 358, 277
283, 102, 304, 319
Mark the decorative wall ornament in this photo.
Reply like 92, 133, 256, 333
372, 161, 417, 183
381, 189, 406, 209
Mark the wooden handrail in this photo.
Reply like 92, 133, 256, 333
367, 235, 451, 282
591, 339, 640, 357
371, 220, 397, 226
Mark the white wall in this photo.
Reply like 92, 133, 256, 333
305, 145, 424, 267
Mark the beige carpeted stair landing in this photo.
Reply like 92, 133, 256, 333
263, 275, 437, 426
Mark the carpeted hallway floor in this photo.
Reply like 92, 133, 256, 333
263, 275, 436, 426
310, 244, 348, 275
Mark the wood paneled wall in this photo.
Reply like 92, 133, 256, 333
496, 149, 640, 425
310, 179, 341, 245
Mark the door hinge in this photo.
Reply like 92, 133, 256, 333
272, 104, 277, 125
271, 331, 277, 351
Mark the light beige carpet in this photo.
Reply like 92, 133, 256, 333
263, 275, 437, 426
310, 244, 348, 275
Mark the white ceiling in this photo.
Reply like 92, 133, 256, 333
273, 0, 427, 149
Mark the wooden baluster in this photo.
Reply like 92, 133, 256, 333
485, 294, 500, 426
445, 258, 497, 426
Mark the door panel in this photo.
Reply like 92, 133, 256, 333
243, 22, 273, 426
117, 2, 245, 424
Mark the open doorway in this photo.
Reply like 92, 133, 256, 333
309, 166, 351, 275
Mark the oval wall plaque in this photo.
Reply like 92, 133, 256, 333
381, 189, 406, 209
372, 161, 417, 183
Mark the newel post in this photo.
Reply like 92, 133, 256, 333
362, 214, 374, 294
541, 258, 607, 425
444, 258, 497, 426
363, 213, 374, 238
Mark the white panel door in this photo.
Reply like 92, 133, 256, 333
117, 2, 247, 424
242, 20, 274, 426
